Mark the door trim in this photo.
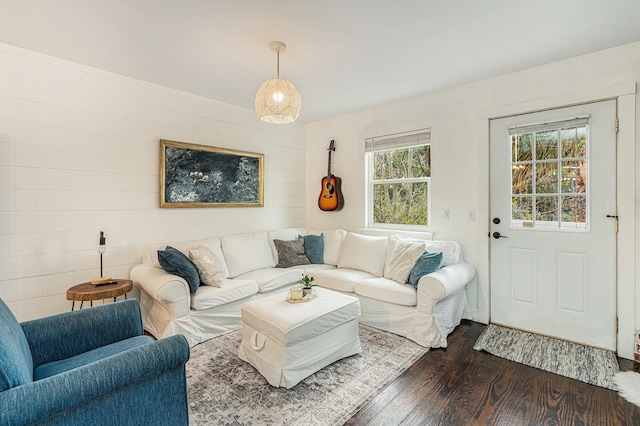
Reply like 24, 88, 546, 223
475, 82, 637, 359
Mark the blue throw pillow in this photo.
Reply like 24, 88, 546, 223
158, 246, 200, 293
299, 234, 324, 264
408, 251, 444, 287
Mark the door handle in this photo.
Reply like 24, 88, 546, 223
492, 232, 508, 239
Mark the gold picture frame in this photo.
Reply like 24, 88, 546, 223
159, 139, 264, 208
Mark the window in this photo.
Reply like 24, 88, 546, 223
509, 116, 589, 230
365, 130, 431, 228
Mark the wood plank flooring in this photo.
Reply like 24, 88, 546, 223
347, 320, 640, 426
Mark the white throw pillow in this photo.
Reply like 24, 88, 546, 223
189, 245, 226, 287
310, 228, 347, 266
221, 231, 276, 278
199, 237, 230, 278
338, 232, 387, 276
383, 236, 426, 284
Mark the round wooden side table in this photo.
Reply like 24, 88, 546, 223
66, 279, 133, 311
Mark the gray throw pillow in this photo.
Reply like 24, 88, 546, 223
274, 238, 311, 268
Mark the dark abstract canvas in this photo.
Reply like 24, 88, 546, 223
160, 140, 264, 208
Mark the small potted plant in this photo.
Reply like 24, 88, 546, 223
299, 274, 316, 297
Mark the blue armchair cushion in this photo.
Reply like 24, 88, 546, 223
0, 299, 33, 392
408, 251, 444, 287
299, 233, 324, 264
35, 335, 153, 380
21, 298, 144, 368
158, 246, 200, 293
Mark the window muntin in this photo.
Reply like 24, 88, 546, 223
510, 123, 588, 230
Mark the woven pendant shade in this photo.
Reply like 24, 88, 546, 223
255, 42, 301, 124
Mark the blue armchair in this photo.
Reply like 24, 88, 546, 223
0, 298, 190, 425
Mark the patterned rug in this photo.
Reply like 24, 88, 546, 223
473, 324, 619, 390
186, 324, 428, 425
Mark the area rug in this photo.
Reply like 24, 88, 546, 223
473, 324, 619, 390
614, 371, 640, 406
186, 324, 428, 425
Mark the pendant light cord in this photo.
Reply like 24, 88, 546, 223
276, 50, 280, 79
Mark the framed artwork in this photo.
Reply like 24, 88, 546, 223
160, 139, 264, 208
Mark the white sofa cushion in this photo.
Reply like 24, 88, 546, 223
425, 241, 461, 265
384, 236, 426, 284
300, 264, 336, 274
143, 241, 196, 267
191, 279, 259, 310
311, 268, 376, 293
221, 231, 275, 278
338, 232, 388, 276
309, 229, 347, 266
268, 228, 309, 263
354, 277, 417, 307
236, 267, 304, 293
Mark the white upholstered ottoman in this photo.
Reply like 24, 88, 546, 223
238, 287, 361, 388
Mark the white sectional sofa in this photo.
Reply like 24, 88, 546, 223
130, 228, 476, 348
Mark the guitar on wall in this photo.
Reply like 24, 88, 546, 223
318, 140, 344, 211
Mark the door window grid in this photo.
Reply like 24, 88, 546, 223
510, 124, 588, 230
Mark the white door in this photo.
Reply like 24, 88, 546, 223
489, 100, 617, 350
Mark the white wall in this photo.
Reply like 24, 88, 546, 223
0, 43, 306, 321
306, 41, 640, 359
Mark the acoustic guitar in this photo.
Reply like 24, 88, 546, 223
318, 140, 344, 211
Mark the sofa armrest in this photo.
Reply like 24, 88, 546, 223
21, 299, 143, 368
130, 264, 191, 308
0, 335, 189, 425
417, 262, 476, 302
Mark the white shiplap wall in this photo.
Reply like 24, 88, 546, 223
0, 43, 306, 321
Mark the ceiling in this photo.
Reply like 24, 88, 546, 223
1, 0, 640, 123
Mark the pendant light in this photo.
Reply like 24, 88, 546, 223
255, 41, 301, 124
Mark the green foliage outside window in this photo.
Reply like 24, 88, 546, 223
371, 145, 431, 226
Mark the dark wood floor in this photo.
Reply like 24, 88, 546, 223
347, 320, 640, 426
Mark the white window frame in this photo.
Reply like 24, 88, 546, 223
365, 129, 432, 231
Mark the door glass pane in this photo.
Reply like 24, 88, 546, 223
512, 134, 533, 162
535, 131, 558, 160
561, 126, 587, 158
536, 162, 557, 193
512, 196, 533, 220
562, 195, 586, 226
535, 196, 558, 222
512, 164, 533, 194
561, 161, 586, 193
510, 123, 588, 231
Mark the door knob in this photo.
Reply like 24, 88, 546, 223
493, 218, 501, 224
492, 232, 508, 239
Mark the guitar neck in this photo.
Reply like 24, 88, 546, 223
327, 150, 332, 176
